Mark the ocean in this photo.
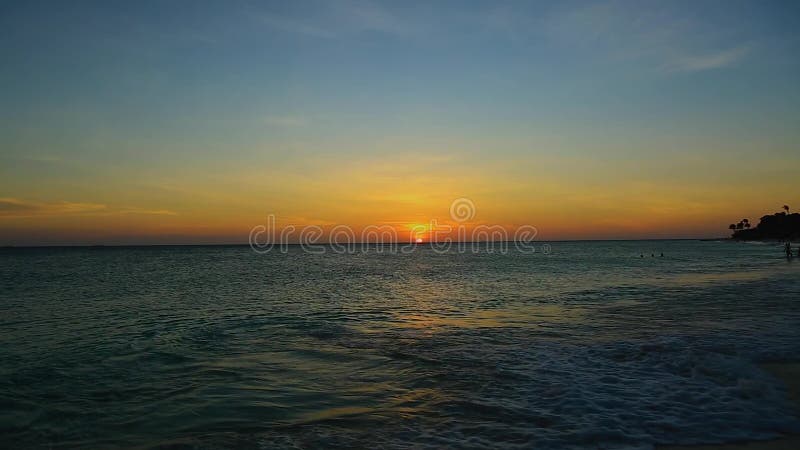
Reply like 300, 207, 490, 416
1, 240, 800, 449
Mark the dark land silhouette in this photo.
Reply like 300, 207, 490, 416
729, 205, 800, 240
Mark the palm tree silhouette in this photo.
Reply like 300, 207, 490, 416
729, 223, 736, 233
783, 205, 790, 214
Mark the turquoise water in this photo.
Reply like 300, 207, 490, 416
2, 240, 800, 449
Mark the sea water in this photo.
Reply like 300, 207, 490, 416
1, 240, 800, 449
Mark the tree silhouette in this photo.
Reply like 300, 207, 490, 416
728, 208, 799, 240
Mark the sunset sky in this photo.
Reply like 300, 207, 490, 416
1, 0, 799, 245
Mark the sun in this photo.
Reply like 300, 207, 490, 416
408, 223, 428, 244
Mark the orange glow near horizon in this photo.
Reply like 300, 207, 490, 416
1, 186, 799, 245
1, 152, 799, 245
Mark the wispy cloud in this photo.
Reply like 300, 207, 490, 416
118, 208, 178, 216
0, 198, 107, 218
256, 1, 419, 39
665, 45, 751, 72
542, 1, 751, 73
24, 155, 63, 164
258, 14, 337, 38
264, 115, 308, 127
0, 198, 176, 218
343, 1, 414, 36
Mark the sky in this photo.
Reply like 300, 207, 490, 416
1, 0, 799, 245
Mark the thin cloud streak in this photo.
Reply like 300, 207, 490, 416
118, 208, 179, 216
0, 198, 176, 218
666, 45, 751, 72
0, 198, 107, 217
24, 155, 63, 164
257, 13, 336, 39
263, 115, 308, 127
542, 1, 752, 73
256, 1, 420, 39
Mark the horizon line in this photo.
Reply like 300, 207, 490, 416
0, 237, 735, 249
